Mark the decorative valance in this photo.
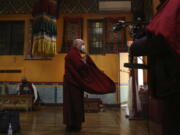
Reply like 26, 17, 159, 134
32, 0, 59, 57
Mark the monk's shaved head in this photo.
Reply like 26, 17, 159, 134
73, 39, 83, 46
73, 39, 84, 50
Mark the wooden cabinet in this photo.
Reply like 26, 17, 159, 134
84, 98, 102, 112
0, 95, 33, 111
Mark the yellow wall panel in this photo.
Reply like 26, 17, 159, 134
152, 0, 160, 14
0, 13, 132, 83
119, 53, 129, 84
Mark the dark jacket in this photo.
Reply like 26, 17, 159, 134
130, 34, 180, 99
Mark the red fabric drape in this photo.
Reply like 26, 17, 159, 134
64, 17, 83, 24
65, 48, 116, 94
63, 17, 83, 39
146, 0, 180, 63
62, 17, 83, 52
104, 17, 127, 53
113, 39, 118, 53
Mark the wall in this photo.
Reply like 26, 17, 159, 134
152, 0, 160, 13
119, 53, 129, 104
0, 13, 132, 104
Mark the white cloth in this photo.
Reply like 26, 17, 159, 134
128, 76, 133, 117
16, 83, 38, 103
32, 84, 38, 103
127, 76, 142, 117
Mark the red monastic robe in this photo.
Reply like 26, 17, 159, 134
146, 0, 180, 64
64, 47, 116, 94
63, 47, 115, 127
146, 1, 180, 134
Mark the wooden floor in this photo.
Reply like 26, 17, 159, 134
1, 106, 161, 135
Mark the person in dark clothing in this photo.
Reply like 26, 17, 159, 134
18, 77, 40, 105
19, 77, 34, 95
129, 0, 180, 134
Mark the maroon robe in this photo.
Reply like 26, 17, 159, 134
130, 1, 180, 134
64, 47, 116, 94
146, 0, 180, 64
63, 47, 115, 128
145, 1, 180, 134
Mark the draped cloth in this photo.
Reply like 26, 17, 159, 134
64, 47, 116, 94
128, 69, 142, 119
63, 47, 115, 128
146, 0, 180, 63
32, 0, 58, 57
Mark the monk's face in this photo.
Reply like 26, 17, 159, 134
76, 40, 85, 50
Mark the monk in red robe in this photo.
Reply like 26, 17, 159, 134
63, 39, 115, 132
130, 0, 180, 134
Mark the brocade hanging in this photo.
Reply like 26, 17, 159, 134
32, 0, 58, 57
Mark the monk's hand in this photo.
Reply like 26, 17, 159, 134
82, 55, 87, 64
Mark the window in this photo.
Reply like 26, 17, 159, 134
105, 17, 127, 53
0, 21, 24, 55
26, 18, 56, 59
61, 17, 83, 53
88, 18, 127, 54
88, 20, 105, 54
